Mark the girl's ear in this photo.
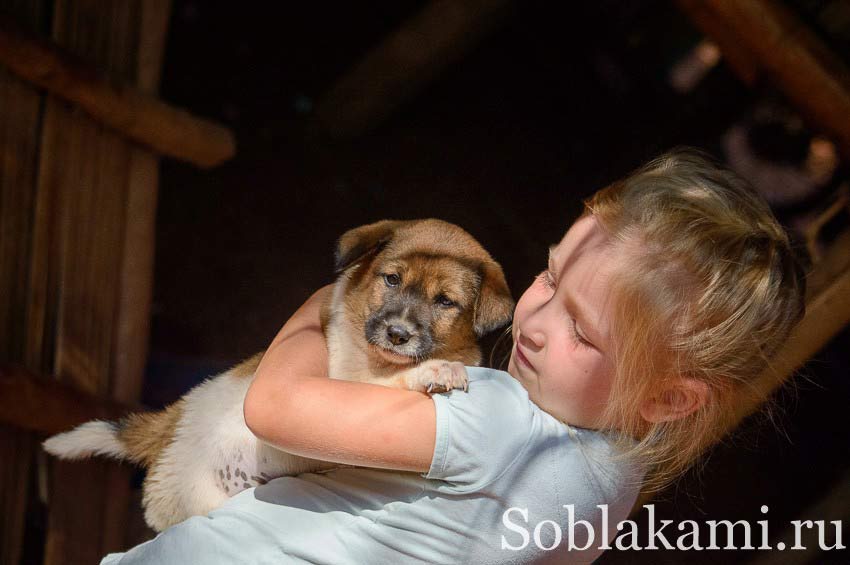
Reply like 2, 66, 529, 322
639, 377, 709, 424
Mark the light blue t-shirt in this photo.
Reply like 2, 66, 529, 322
101, 367, 643, 564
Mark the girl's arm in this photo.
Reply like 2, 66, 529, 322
243, 285, 437, 473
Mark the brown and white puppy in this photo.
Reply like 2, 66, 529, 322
44, 219, 514, 532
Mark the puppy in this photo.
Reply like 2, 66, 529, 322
44, 219, 514, 531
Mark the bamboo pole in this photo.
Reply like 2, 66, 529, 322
0, 13, 235, 168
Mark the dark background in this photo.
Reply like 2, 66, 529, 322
142, 1, 849, 562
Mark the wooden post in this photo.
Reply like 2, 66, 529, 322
35, 0, 136, 559
1, 0, 174, 562
105, 0, 172, 552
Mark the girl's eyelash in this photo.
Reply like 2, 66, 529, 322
569, 318, 592, 348
536, 270, 592, 348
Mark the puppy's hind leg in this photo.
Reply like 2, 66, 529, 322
142, 463, 230, 531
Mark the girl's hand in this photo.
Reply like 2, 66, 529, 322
243, 285, 437, 473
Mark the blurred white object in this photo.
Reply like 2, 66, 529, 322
669, 40, 721, 93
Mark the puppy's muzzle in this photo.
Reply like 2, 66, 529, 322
386, 324, 411, 345
365, 310, 434, 360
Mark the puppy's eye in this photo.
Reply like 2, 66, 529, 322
384, 273, 401, 287
436, 295, 455, 307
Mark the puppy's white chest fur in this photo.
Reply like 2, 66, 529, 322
144, 366, 335, 529
175, 373, 314, 497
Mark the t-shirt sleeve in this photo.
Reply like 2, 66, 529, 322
423, 367, 536, 492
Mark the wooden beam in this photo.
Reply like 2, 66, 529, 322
0, 365, 136, 435
677, 0, 850, 162
0, 13, 236, 168
315, 0, 513, 138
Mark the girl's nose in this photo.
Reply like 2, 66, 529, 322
520, 303, 550, 350
518, 325, 545, 350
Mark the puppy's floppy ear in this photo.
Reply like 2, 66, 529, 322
474, 261, 515, 336
335, 220, 405, 274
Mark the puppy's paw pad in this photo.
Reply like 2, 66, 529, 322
406, 360, 468, 393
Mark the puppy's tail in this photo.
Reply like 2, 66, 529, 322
43, 405, 181, 468
43, 420, 130, 462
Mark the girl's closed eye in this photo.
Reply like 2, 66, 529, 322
536, 269, 593, 349
569, 318, 593, 349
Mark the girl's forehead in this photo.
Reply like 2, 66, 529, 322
555, 215, 612, 257
552, 216, 640, 348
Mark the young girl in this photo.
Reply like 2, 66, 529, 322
101, 148, 805, 564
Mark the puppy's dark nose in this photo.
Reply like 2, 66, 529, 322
387, 325, 411, 345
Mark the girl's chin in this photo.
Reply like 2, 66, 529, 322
506, 354, 519, 377
507, 344, 521, 374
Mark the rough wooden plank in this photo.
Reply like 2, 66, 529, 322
107, 0, 172, 552
23, 97, 60, 374
0, 68, 41, 363
34, 1, 159, 562
0, 11, 235, 168
112, 0, 171, 406
0, 1, 169, 561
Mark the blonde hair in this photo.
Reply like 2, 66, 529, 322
584, 147, 806, 491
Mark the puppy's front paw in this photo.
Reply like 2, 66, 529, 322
404, 360, 468, 394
